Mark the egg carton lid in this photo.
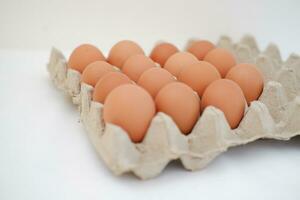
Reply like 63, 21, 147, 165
47, 35, 300, 179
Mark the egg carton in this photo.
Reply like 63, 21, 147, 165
47, 35, 300, 180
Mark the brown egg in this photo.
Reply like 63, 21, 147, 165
201, 79, 246, 129
226, 63, 264, 104
68, 44, 105, 73
164, 52, 199, 77
149, 42, 179, 66
107, 40, 144, 68
137, 68, 176, 98
155, 82, 200, 134
122, 54, 156, 82
103, 84, 156, 142
81, 61, 115, 87
178, 61, 221, 97
187, 40, 215, 60
93, 72, 133, 103
204, 48, 236, 77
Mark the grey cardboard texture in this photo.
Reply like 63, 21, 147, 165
47, 35, 300, 179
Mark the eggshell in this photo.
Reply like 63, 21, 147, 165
178, 61, 221, 97
93, 72, 133, 103
68, 44, 105, 73
155, 82, 200, 134
107, 40, 144, 68
187, 40, 215, 60
226, 63, 264, 104
201, 79, 246, 129
81, 61, 115, 87
204, 48, 236, 77
149, 42, 179, 66
137, 68, 176, 98
122, 54, 156, 82
103, 84, 156, 142
164, 52, 199, 77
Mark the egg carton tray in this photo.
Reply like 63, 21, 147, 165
47, 35, 300, 180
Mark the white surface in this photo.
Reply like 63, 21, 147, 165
0, 0, 300, 199
0, 0, 300, 57
1, 50, 300, 200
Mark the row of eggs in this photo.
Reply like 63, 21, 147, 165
68, 40, 264, 142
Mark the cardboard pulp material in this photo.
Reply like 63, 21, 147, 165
47, 35, 300, 179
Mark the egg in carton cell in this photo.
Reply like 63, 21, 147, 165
47, 35, 300, 180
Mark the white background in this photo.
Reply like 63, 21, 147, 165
0, 0, 300, 200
